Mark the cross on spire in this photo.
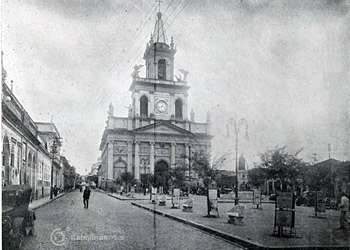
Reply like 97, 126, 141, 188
156, 0, 163, 12
153, 0, 167, 43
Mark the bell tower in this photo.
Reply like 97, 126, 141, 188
129, 4, 189, 122
143, 12, 177, 81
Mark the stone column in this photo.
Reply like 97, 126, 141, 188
134, 141, 140, 180
150, 142, 155, 174
134, 92, 139, 116
185, 144, 190, 167
171, 143, 176, 167
183, 95, 188, 120
127, 141, 133, 173
108, 143, 114, 180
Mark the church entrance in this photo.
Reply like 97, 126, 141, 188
154, 160, 170, 194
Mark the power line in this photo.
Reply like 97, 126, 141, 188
94, 2, 158, 107
163, 0, 184, 25
164, 0, 191, 34
121, 0, 186, 77
108, 2, 157, 77
99, 0, 191, 106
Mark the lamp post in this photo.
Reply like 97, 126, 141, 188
50, 137, 59, 200
227, 117, 248, 206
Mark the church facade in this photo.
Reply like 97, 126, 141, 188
99, 11, 212, 191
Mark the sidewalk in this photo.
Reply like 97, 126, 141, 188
98, 189, 188, 201
132, 195, 349, 249
29, 192, 66, 210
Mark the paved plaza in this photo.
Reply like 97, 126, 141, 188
22, 190, 243, 250
132, 194, 350, 248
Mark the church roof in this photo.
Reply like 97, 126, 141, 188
134, 120, 195, 136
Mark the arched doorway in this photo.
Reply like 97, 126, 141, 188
2, 135, 10, 186
113, 160, 127, 180
154, 160, 170, 193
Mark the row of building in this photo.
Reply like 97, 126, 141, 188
1, 52, 76, 199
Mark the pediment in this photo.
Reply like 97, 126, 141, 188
135, 122, 193, 136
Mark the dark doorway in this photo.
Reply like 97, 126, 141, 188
154, 160, 170, 193
2, 135, 10, 186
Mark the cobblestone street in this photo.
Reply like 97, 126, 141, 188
22, 190, 243, 250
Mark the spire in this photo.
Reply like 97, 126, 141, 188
150, 33, 154, 44
2, 51, 7, 84
152, 1, 167, 44
170, 36, 175, 49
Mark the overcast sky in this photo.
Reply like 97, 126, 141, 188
2, 0, 350, 174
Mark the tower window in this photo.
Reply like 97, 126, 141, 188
158, 59, 166, 80
175, 99, 183, 119
140, 95, 148, 117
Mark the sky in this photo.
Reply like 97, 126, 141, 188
2, 0, 350, 174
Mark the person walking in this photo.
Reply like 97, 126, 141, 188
53, 185, 58, 197
83, 186, 91, 209
338, 192, 349, 229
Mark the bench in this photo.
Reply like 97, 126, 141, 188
182, 199, 193, 212
227, 212, 244, 225
158, 196, 166, 206
226, 204, 246, 225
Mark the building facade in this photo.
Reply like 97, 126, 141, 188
36, 122, 63, 189
2, 52, 70, 199
99, 11, 212, 191
61, 155, 76, 191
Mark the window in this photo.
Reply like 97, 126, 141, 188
140, 95, 148, 117
10, 144, 15, 167
175, 99, 183, 119
158, 59, 166, 80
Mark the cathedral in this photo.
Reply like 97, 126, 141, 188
99, 10, 212, 191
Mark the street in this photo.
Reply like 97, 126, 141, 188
22, 190, 243, 250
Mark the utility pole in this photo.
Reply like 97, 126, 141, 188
227, 117, 248, 206
50, 137, 58, 199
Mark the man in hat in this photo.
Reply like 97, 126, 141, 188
83, 185, 91, 209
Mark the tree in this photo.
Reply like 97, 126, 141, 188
258, 147, 306, 191
169, 165, 188, 189
303, 159, 349, 197
191, 152, 225, 188
247, 167, 267, 189
120, 172, 135, 192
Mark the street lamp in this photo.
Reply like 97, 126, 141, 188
50, 137, 60, 199
227, 117, 248, 206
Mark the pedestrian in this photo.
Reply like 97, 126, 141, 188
53, 185, 58, 197
83, 185, 91, 209
338, 192, 349, 229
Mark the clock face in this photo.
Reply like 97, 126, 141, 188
156, 100, 168, 113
